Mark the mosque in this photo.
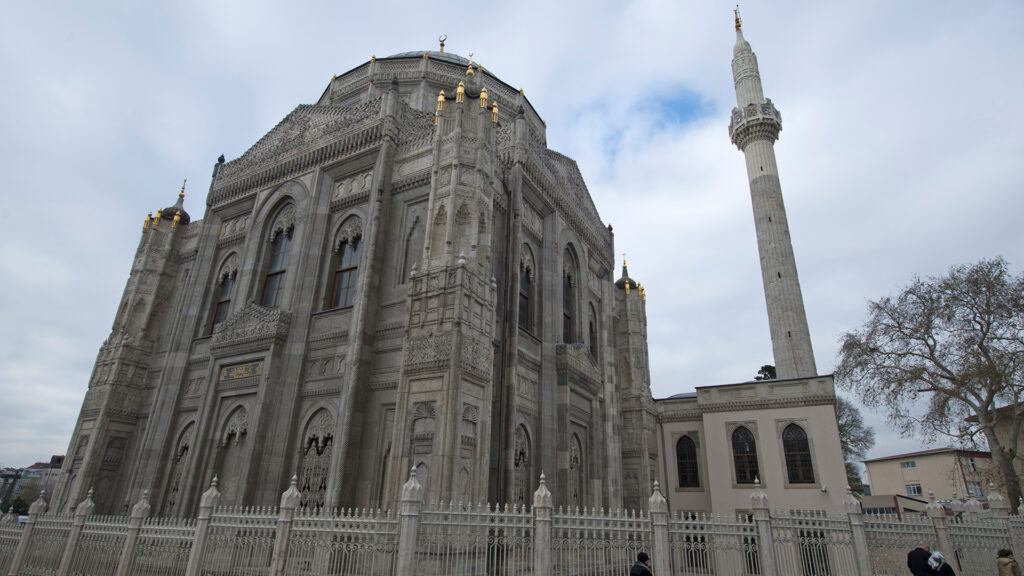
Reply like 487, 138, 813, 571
51, 16, 847, 517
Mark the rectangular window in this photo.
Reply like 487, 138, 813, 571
906, 483, 923, 497
965, 457, 978, 472
900, 461, 916, 469
966, 481, 984, 498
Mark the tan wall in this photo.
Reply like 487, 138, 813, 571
864, 451, 994, 501
657, 376, 848, 515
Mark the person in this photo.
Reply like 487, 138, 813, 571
629, 551, 652, 576
928, 550, 956, 576
998, 548, 1021, 576
907, 544, 931, 576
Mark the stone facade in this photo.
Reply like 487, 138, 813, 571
52, 23, 845, 518
51, 51, 656, 516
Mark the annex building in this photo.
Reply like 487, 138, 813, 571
51, 20, 848, 517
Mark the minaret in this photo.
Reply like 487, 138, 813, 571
728, 12, 817, 379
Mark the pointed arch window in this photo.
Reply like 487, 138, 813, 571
783, 424, 815, 484
519, 268, 533, 332
676, 436, 699, 488
587, 303, 598, 359
210, 272, 236, 333
331, 236, 361, 308
261, 228, 293, 308
732, 426, 759, 484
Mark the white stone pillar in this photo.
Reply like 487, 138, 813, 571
113, 490, 150, 576
268, 476, 301, 576
648, 481, 671, 576
926, 490, 953, 557
532, 473, 552, 575
6, 491, 48, 576
57, 489, 95, 576
843, 487, 872, 576
751, 480, 777, 576
184, 477, 221, 576
394, 467, 424, 576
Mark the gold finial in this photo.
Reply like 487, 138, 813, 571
434, 111, 438, 126
437, 90, 445, 112
144, 212, 152, 229
623, 253, 627, 268
624, 281, 630, 295
370, 54, 376, 62
640, 285, 646, 302
331, 74, 336, 81
479, 87, 488, 108
491, 102, 498, 123
734, 6, 742, 31
153, 209, 163, 226
172, 210, 182, 229
439, 34, 447, 52
466, 52, 474, 76
519, 88, 524, 96
476, 64, 482, 74
423, 51, 429, 59
179, 179, 186, 199
456, 81, 465, 103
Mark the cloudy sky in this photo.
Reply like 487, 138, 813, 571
1, 1, 1022, 470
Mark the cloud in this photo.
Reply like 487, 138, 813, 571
0, 1, 1022, 467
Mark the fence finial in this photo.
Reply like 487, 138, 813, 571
843, 485, 861, 514
280, 475, 302, 509
401, 465, 424, 502
29, 490, 48, 516
534, 471, 552, 508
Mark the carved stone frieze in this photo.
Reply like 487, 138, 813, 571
211, 301, 292, 353
402, 333, 452, 373
333, 171, 373, 203
459, 333, 493, 380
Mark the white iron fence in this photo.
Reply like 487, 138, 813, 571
1, 471, 1023, 576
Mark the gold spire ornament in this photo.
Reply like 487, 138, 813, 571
144, 212, 152, 229
640, 285, 646, 301
439, 34, 447, 52
456, 81, 465, 103
734, 6, 742, 31
172, 210, 182, 229
370, 54, 376, 62
423, 51, 429, 59
179, 179, 186, 199
625, 281, 630, 295
491, 102, 498, 123
479, 87, 488, 108
437, 90, 446, 112
466, 52, 474, 76
153, 209, 163, 226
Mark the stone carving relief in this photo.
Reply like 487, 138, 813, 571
411, 402, 436, 458
211, 301, 292, 349
459, 333, 493, 380
164, 422, 195, 513
223, 408, 248, 444
219, 216, 250, 240
299, 409, 334, 510
523, 202, 543, 239
183, 376, 205, 397
429, 204, 447, 258
454, 202, 472, 256
403, 333, 452, 372
401, 211, 425, 283
268, 204, 296, 243
623, 468, 640, 511
460, 403, 478, 446
218, 254, 240, 282
333, 171, 373, 203
306, 355, 345, 380
520, 245, 536, 281
333, 215, 363, 249
436, 167, 452, 188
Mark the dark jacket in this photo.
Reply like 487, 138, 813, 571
907, 547, 931, 576
933, 562, 956, 576
629, 560, 653, 576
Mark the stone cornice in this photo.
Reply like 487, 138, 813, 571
728, 100, 782, 150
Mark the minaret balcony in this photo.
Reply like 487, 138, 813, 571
729, 99, 782, 149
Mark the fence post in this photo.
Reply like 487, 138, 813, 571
926, 490, 953, 556
268, 475, 301, 576
843, 486, 873, 576
648, 481, 671, 576
750, 479, 777, 576
6, 490, 47, 576
394, 466, 424, 576
57, 488, 95, 576
113, 490, 150, 576
184, 477, 221, 576
532, 472, 552, 575
964, 497, 982, 522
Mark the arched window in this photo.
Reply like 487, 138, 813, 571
261, 228, 292, 308
210, 271, 236, 333
732, 426, 759, 484
587, 303, 598, 359
676, 436, 699, 488
562, 249, 578, 343
782, 424, 815, 484
518, 246, 535, 332
331, 236, 361, 308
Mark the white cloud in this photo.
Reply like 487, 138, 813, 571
0, 0, 1021, 467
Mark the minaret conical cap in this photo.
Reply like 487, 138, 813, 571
733, 28, 752, 57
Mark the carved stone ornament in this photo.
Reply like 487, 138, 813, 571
223, 408, 248, 443
403, 333, 452, 372
218, 254, 240, 283
333, 215, 364, 250
211, 300, 292, 350
519, 246, 535, 281
268, 205, 296, 243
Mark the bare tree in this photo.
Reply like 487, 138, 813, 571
835, 397, 875, 493
836, 257, 1024, 511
